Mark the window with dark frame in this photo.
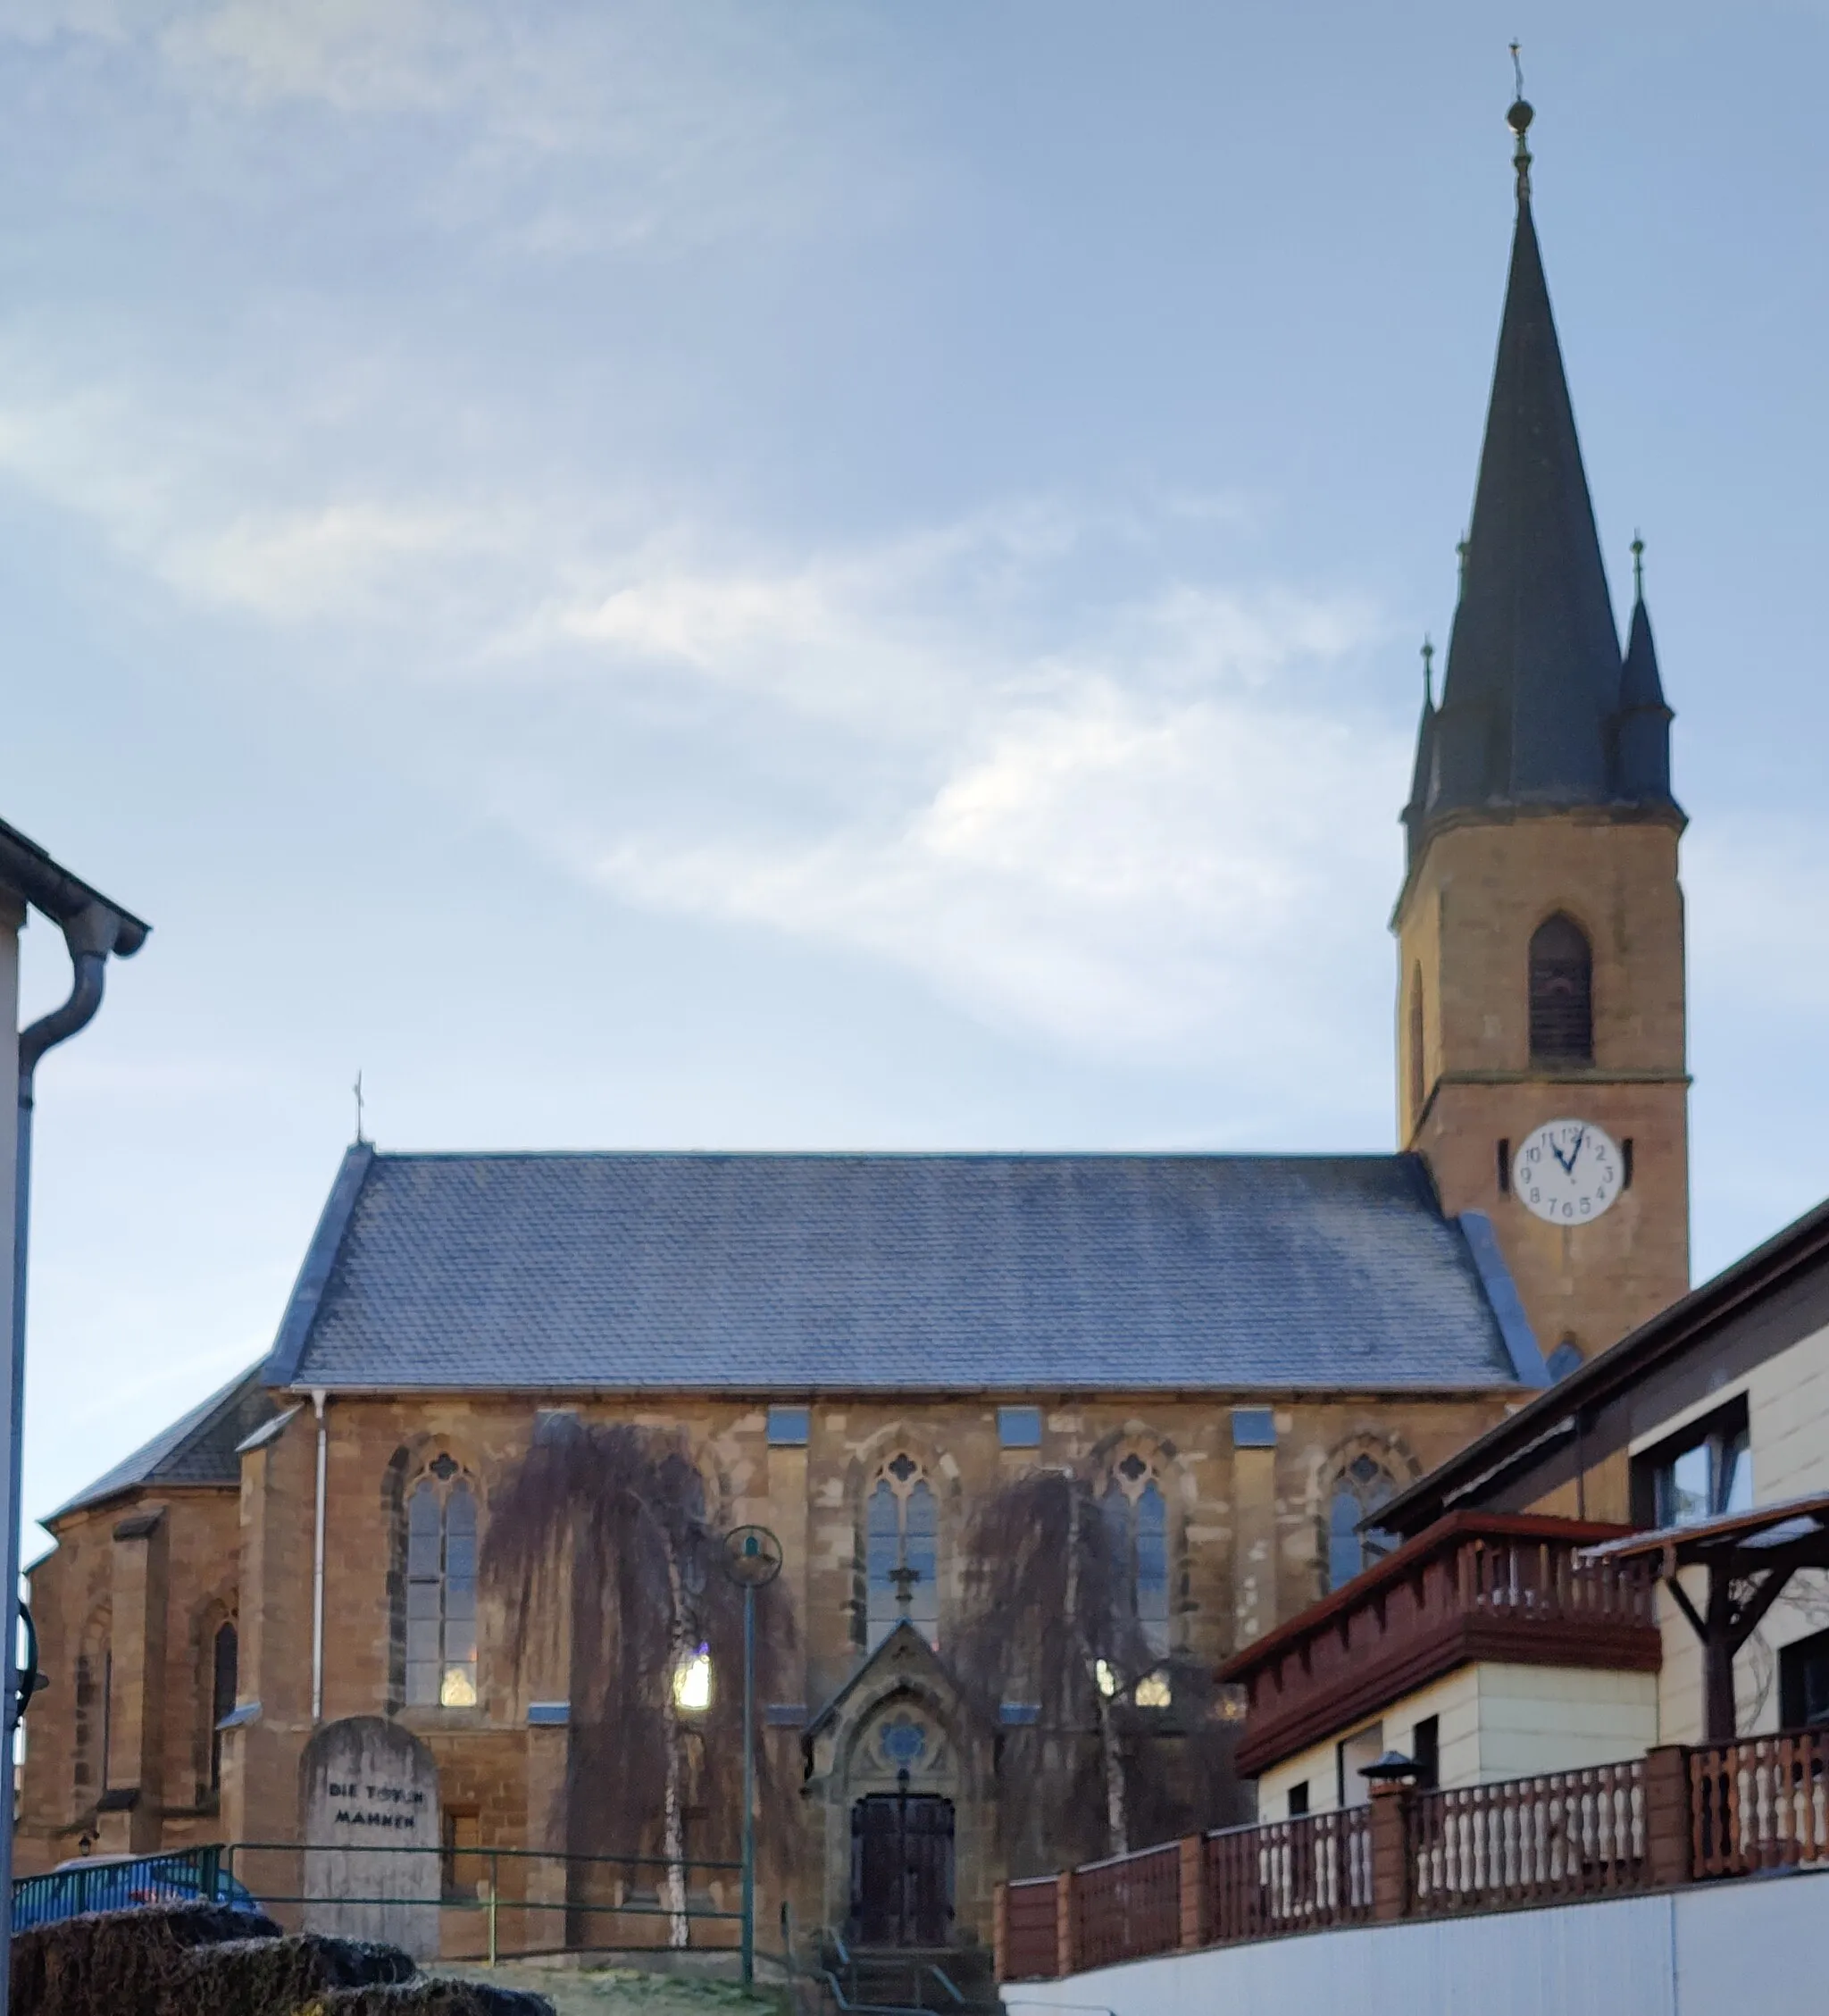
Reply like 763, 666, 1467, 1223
209, 1620, 238, 1794
1528, 913, 1593, 1063
1779, 1627, 1829, 1730
1631, 1398, 1753, 1531
1287, 1781, 1309, 1818
1411, 1714, 1440, 1791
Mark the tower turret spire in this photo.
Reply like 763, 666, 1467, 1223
1413, 79, 1670, 854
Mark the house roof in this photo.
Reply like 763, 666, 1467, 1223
258, 1145, 1542, 1396
49, 1365, 278, 1524
1377, 1188, 1829, 1537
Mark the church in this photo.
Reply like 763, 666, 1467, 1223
15, 100, 1692, 1965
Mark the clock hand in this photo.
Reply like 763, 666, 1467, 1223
1566, 1126, 1587, 1172
1549, 1139, 1572, 1175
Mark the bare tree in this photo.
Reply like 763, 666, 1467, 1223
483, 1420, 798, 1940
955, 1469, 1249, 1872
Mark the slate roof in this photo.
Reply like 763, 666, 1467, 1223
1408, 114, 1680, 862
51, 1365, 279, 1522
259, 1146, 1542, 1395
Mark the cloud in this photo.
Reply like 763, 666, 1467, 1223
514, 531, 1403, 1081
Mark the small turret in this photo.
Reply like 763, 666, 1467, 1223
1614, 539, 1676, 804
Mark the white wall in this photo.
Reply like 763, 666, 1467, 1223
1629, 1326, 1829, 1744
1005, 1865, 1827, 2016
1255, 1662, 1655, 1819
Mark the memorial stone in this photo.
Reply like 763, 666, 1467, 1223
301, 1716, 441, 1957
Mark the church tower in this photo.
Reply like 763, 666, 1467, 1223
1394, 96, 1689, 1373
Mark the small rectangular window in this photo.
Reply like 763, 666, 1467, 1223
766, 1405, 810, 1447
1633, 1397, 1751, 1529
998, 1702, 1041, 1726
1232, 1407, 1276, 1450
1497, 1139, 1511, 1194
1779, 1627, 1829, 1730
998, 1405, 1042, 1449
1411, 1715, 1440, 1791
1287, 1781, 1309, 1818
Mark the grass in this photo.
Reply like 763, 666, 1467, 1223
429, 1961, 789, 2016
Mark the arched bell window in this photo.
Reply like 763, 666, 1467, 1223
405, 1462, 478, 1707
1326, 1454, 1398, 1593
1103, 1452, 1171, 1660
1529, 914, 1593, 1064
865, 1455, 939, 1649
1408, 966, 1426, 1123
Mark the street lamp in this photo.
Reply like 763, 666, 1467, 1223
719, 1524, 781, 1989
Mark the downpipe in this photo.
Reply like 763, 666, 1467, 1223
0, 910, 119, 2015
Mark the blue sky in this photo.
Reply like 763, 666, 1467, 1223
4, 0, 1828, 1531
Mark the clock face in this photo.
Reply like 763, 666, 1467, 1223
1516, 1118, 1624, 1225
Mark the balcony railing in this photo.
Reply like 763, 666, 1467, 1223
994, 1734, 1823, 1982
1217, 1513, 1662, 1777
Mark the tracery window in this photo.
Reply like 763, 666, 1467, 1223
1103, 1453, 1170, 1660
1327, 1453, 1398, 1592
406, 1460, 479, 1707
1529, 914, 1593, 1064
865, 1455, 939, 1649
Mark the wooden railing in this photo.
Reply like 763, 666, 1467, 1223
1690, 1729, 1829, 1877
994, 1736, 1829, 1982
1219, 1516, 1662, 1778
1411, 1759, 1648, 1911
1073, 1843, 1181, 1971
1001, 1876, 1065, 1983
1205, 1808, 1371, 1942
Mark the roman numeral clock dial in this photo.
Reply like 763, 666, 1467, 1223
1516, 1118, 1624, 1225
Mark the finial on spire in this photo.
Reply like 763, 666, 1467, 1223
1631, 531, 1645, 601
1455, 532, 1469, 594
1507, 42, 1533, 201
1421, 636, 1435, 707
353, 1069, 368, 1146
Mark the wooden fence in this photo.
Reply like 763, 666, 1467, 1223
1690, 1728, 1829, 1877
995, 1733, 1822, 1982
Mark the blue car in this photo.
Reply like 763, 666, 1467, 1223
13, 1849, 263, 1930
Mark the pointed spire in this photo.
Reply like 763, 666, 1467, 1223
1424, 81, 1624, 824
1616, 539, 1675, 803
1403, 639, 1438, 861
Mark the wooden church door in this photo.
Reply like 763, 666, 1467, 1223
850, 1787, 955, 1946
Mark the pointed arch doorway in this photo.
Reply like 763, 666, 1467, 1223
850, 1768, 955, 1947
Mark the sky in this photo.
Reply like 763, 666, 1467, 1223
4, 0, 1829, 1535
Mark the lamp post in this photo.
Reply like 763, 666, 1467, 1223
720, 1524, 781, 1989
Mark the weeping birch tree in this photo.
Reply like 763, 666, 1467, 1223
954, 1469, 1248, 1874
483, 1418, 797, 1943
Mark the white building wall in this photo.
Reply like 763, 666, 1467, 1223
1255, 1662, 1654, 1819
1628, 1322, 1829, 1744
1006, 1865, 1826, 2016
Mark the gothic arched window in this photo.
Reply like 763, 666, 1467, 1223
1408, 966, 1426, 1123
1529, 914, 1593, 1064
1327, 1454, 1398, 1592
1103, 1454, 1171, 1660
406, 1464, 479, 1707
865, 1456, 939, 1649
